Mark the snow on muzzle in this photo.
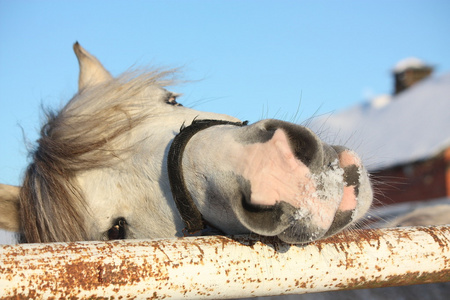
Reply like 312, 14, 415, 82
232, 120, 371, 244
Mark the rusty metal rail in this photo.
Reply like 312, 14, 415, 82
0, 225, 449, 299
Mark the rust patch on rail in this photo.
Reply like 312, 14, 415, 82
418, 226, 450, 251
335, 270, 450, 290
0, 241, 175, 298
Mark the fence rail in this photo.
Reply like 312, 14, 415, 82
0, 225, 449, 299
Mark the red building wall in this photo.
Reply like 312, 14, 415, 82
371, 147, 450, 206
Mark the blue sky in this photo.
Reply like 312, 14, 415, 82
1, 0, 449, 186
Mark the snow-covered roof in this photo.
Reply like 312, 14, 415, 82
392, 57, 429, 73
307, 72, 450, 171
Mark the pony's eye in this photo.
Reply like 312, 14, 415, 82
107, 217, 127, 240
166, 94, 182, 106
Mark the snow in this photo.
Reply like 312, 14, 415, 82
307, 72, 450, 171
370, 94, 392, 109
392, 57, 429, 73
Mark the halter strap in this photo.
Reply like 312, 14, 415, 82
167, 119, 247, 235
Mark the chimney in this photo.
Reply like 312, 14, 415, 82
392, 57, 433, 95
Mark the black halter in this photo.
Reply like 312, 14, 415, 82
167, 119, 248, 235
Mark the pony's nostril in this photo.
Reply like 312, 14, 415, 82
248, 120, 323, 167
324, 210, 354, 237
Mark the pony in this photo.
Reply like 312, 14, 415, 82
0, 43, 373, 244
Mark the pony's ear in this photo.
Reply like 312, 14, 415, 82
73, 42, 113, 91
0, 184, 20, 232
